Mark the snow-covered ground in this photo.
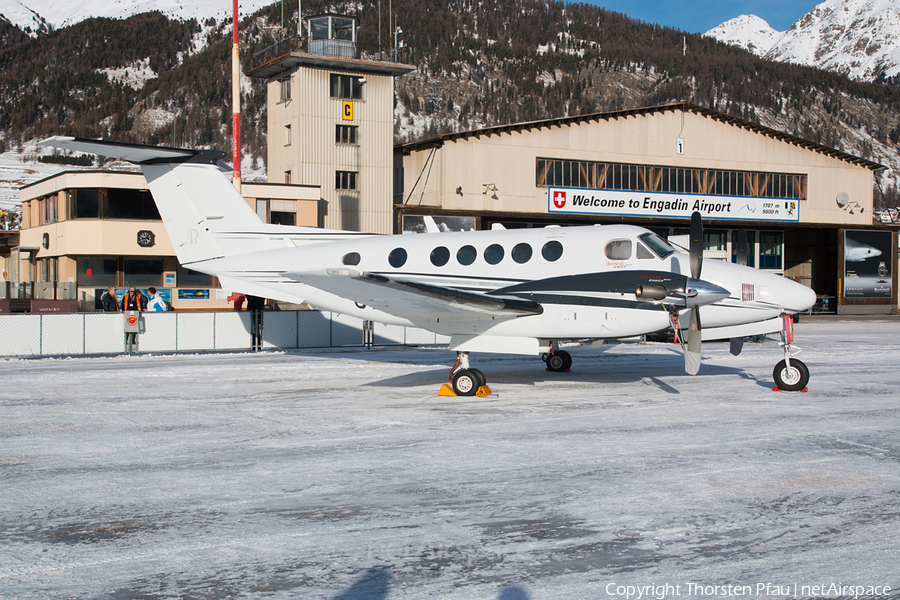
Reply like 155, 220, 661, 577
2, 318, 899, 599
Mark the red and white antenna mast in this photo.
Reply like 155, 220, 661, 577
232, 0, 242, 192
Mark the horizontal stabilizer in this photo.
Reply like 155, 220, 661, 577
39, 136, 226, 165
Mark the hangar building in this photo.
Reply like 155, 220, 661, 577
395, 102, 898, 315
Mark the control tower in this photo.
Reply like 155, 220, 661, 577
248, 15, 415, 234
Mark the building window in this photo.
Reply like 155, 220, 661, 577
124, 258, 163, 287
66, 188, 160, 220
284, 170, 291, 184
336, 170, 358, 190
107, 189, 160, 220
393, 167, 405, 197
284, 124, 292, 146
73, 189, 101, 219
335, 124, 358, 144
176, 263, 214, 287
759, 231, 783, 270
77, 256, 118, 286
330, 73, 363, 99
535, 158, 807, 201
280, 75, 291, 101
255, 199, 297, 225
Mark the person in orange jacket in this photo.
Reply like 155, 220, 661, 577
120, 285, 147, 312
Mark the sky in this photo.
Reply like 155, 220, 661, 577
584, 0, 822, 34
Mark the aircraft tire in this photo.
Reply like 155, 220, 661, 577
546, 351, 571, 372
452, 369, 480, 396
469, 368, 487, 388
773, 359, 809, 391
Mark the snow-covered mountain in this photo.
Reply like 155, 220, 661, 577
706, 0, 900, 82
0, 0, 274, 33
704, 14, 782, 57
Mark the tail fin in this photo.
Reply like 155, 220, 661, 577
40, 137, 268, 265
141, 161, 262, 265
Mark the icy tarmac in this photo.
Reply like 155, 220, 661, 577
1, 318, 899, 600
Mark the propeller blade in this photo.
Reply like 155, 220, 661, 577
685, 307, 701, 375
690, 211, 703, 281
735, 229, 749, 266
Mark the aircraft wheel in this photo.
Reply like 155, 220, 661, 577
452, 369, 480, 396
773, 359, 809, 391
469, 368, 487, 388
546, 351, 571, 372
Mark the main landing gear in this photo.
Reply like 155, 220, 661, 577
773, 314, 809, 392
439, 352, 492, 397
543, 341, 572, 372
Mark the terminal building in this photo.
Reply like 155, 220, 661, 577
6, 170, 317, 312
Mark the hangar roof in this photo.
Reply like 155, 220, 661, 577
396, 101, 886, 172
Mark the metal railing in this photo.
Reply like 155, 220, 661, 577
0, 310, 449, 357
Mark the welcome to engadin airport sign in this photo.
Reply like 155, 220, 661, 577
548, 187, 800, 222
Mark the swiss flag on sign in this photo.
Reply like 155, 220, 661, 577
552, 190, 566, 209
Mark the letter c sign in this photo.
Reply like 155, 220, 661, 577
343, 100, 353, 121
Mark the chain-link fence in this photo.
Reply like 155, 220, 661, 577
0, 310, 450, 357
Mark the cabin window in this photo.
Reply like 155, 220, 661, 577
430, 246, 450, 267
605, 239, 632, 260
541, 241, 563, 262
342, 252, 361, 266
457, 245, 477, 266
388, 248, 407, 268
512, 243, 533, 264
484, 244, 504, 265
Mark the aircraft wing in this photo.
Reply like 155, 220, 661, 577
285, 268, 542, 322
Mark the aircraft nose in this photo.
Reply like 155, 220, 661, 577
783, 279, 817, 313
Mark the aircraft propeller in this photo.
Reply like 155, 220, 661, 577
684, 211, 704, 374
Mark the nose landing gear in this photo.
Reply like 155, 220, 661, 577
439, 352, 492, 397
774, 314, 809, 392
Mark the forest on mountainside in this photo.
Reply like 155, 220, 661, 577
2, 0, 900, 204
0, 13, 198, 149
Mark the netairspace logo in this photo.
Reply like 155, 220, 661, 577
603, 582, 894, 599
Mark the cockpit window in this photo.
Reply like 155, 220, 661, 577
636, 243, 654, 259
638, 232, 675, 259
605, 239, 632, 260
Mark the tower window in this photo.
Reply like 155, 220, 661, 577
330, 74, 363, 99
336, 170, 358, 190
336, 125, 358, 144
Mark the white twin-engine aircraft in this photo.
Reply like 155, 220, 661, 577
42, 137, 817, 395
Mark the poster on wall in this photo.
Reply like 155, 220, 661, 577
843, 230, 893, 298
